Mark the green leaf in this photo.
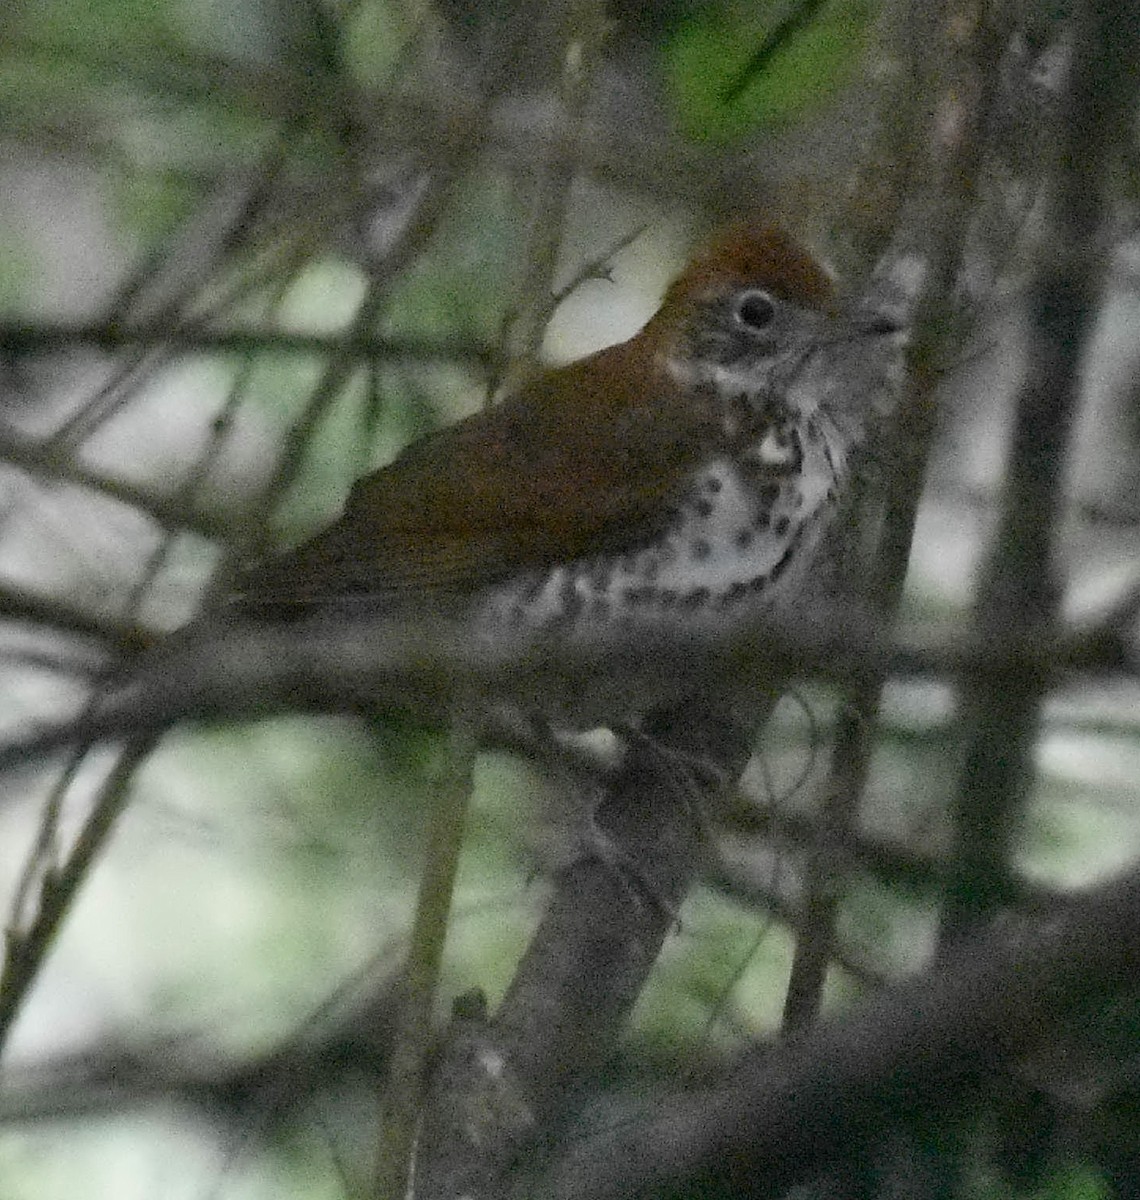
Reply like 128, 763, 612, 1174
663, 0, 876, 144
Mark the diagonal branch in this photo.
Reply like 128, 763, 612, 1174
542, 863, 1140, 1200
414, 697, 770, 1199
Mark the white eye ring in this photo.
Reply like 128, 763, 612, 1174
734, 288, 777, 332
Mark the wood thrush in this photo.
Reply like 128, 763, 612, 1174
227, 219, 906, 728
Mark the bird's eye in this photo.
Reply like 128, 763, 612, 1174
734, 289, 777, 332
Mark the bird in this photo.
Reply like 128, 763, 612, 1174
0, 218, 908, 767
225, 218, 907, 730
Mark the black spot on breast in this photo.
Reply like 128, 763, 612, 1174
560, 578, 585, 620
521, 573, 546, 604
638, 557, 661, 583
693, 497, 715, 518
773, 515, 790, 536
769, 544, 798, 585
623, 585, 654, 605
690, 538, 711, 561
725, 391, 753, 435
585, 557, 613, 590
735, 528, 754, 549
756, 483, 781, 507
704, 475, 723, 494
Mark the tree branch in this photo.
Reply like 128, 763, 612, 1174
542, 864, 1140, 1200
414, 698, 769, 1198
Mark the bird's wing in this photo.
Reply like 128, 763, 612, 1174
234, 339, 723, 610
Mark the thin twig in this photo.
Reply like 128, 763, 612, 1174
0, 266, 312, 1059
719, 0, 830, 105
1, 320, 493, 367
374, 715, 476, 1200
40, 118, 322, 453
0, 737, 158, 1048
494, 0, 609, 397
548, 224, 647, 309
0, 425, 235, 542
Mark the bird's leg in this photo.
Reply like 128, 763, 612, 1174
581, 781, 682, 924
494, 711, 685, 920
490, 706, 732, 922
576, 721, 733, 924
612, 720, 727, 843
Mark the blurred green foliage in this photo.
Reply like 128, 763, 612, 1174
662, 0, 877, 142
